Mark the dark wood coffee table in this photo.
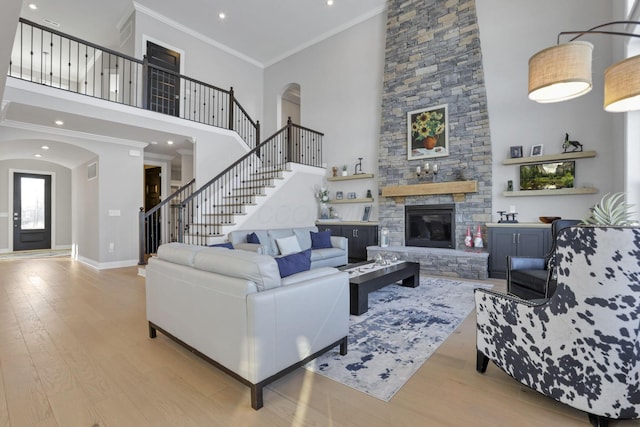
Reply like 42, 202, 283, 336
341, 261, 420, 315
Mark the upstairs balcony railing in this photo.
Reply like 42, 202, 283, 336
8, 18, 260, 148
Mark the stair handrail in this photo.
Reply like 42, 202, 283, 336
138, 178, 195, 265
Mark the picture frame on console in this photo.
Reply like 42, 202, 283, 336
362, 205, 372, 222
510, 145, 523, 158
531, 144, 543, 156
407, 104, 449, 160
336, 191, 343, 200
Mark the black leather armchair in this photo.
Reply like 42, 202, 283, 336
506, 219, 580, 299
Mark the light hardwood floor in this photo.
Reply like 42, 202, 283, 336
0, 257, 638, 427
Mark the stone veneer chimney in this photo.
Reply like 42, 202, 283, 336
378, 0, 492, 249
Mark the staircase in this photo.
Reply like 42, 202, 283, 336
183, 166, 291, 242
139, 119, 325, 264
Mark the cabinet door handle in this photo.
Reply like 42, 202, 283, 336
517, 233, 520, 244
512, 233, 516, 244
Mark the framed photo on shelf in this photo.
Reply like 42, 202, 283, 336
407, 104, 449, 160
347, 192, 357, 199
531, 144, 543, 156
335, 191, 343, 200
510, 145, 523, 158
362, 205, 372, 222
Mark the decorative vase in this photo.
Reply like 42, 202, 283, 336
332, 166, 338, 177
320, 203, 329, 219
341, 170, 348, 177
424, 136, 437, 150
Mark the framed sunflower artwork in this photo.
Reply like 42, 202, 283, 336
407, 104, 449, 160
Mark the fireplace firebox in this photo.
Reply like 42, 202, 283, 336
405, 204, 455, 249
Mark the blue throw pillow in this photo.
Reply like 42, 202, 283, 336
310, 230, 332, 249
275, 249, 312, 278
208, 242, 233, 249
247, 232, 260, 244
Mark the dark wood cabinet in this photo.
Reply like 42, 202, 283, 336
318, 223, 378, 262
488, 225, 551, 279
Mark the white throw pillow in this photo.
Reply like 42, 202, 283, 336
276, 235, 302, 255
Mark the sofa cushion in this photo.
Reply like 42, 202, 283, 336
310, 247, 345, 261
267, 229, 295, 254
208, 242, 234, 249
311, 230, 332, 249
275, 249, 312, 278
157, 242, 206, 267
293, 226, 318, 250
193, 247, 281, 291
247, 232, 260, 244
276, 235, 302, 256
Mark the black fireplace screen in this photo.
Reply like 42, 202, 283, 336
405, 204, 455, 249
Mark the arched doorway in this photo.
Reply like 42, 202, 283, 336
280, 83, 300, 127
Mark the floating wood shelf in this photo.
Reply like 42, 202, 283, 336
327, 173, 374, 181
329, 197, 374, 204
503, 187, 598, 197
502, 150, 597, 165
382, 180, 478, 202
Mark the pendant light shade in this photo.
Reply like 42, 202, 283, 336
528, 41, 593, 103
604, 55, 640, 112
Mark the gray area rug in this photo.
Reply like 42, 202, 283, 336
305, 277, 492, 401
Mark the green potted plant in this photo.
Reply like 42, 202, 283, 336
582, 192, 636, 225
341, 165, 348, 176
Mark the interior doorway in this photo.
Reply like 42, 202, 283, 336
144, 166, 162, 253
280, 83, 301, 126
13, 172, 52, 251
146, 41, 181, 117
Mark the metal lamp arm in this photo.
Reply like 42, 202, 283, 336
558, 20, 640, 43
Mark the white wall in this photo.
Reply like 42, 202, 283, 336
477, 0, 617, 223
73, 158, 99, 262
263, 12, 386, 222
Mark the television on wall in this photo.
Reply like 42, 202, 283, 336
519, 161, 575, 190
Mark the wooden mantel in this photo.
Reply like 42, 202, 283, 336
381, 180, 478, 202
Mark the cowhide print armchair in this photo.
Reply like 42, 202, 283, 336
475, 226, 640, 427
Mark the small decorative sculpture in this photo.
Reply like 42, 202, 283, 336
474, 225, 484, 248
354, 157, 363, 175
563, 133, 583, 153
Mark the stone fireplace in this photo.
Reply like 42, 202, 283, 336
373, 1, 492, 279
377, 1, 492, 249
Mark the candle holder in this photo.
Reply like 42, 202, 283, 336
416, 162, 438, 182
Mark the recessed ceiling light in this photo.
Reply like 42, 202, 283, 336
34, 153, 42, 158
327, 0, 334, 5
54, 119, 64, 126
150, 141, 158, 145
41, 145, 49, 150
167, 140, 174, 145
218, 12, 226, 20
28, 3, 38, 10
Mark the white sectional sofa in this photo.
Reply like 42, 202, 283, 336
228, 225, 348, 268
145, 242, 349, 409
